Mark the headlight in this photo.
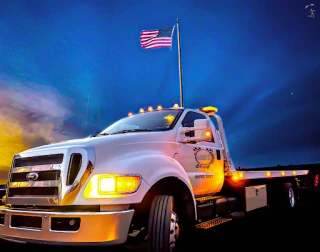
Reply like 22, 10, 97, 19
84, 174, 141, 198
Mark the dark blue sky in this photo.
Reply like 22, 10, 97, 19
0, 0, 319, 171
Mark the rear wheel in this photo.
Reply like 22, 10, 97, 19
268, 182, 297, 211
288, 187, 295, 207
148, 195, 180, 252
283, 182, 296, 208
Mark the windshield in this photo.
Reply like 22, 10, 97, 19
99, 109, 183, 135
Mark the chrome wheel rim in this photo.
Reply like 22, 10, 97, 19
289, 188, 295, 207
169, 211, 180, 251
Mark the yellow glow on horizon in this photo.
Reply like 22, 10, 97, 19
0, 113, 29, 181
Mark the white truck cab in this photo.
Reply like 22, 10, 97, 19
0, 105, 308, 251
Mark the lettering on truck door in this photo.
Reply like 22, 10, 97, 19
174, 111, 225, 196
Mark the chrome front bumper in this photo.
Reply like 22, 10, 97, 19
0, 206, 134, 245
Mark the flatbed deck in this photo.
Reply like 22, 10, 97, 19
237, 170, 308, 180
237, 163, 319, 171
230, 163, 320, 180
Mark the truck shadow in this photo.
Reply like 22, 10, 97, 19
1, 203, 319, 251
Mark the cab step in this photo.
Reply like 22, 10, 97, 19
195, 217, 232, 229
195, 195, 222, 205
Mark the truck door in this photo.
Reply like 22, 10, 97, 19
174, 111, 225, 196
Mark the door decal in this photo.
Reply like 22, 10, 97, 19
193, 147, 215, 169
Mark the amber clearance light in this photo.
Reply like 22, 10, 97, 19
232, 172, 244, 182
204, 130, 211, 138
84, 174, 141, 198
199, 106, 218, 113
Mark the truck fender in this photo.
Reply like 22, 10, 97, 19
110, 154, 197, 220
76, 153, 197, 222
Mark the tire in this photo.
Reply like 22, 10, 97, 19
148, 195, 180, 252
268, 182, 296, 210
282, 182, 296, 208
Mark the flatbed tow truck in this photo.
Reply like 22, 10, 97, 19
0, 105, 311, 251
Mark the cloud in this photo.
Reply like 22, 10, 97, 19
0, 73, 80, 182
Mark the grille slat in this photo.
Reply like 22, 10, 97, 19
11, 164, 61, 174
11, 170, 61, 182
14, 154, 64, 168
9, 180, 60, 188
8, 187, 58, 197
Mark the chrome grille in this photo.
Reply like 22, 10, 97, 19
5, 147, 95, 207
7, 154, 64, 206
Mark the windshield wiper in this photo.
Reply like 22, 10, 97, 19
96, 132, 109, 137
110, 129, 151, 135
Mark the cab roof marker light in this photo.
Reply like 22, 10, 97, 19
157, 105, 162, 110
173, 104, 179, 109
148, 106, 153, 112
139, 108, 145, 113
128, 112, 133, 117
198, 106, 218, 113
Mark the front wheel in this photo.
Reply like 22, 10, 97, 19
148, 195, 180, 252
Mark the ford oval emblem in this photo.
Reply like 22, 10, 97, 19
26, 172, 39, 181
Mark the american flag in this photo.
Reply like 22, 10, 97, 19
140, 26, 175, 49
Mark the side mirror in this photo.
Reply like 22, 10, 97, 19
178, 119, 212, 143
194, 119, 212, 140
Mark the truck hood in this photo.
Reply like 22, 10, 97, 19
22, 131, 175, 154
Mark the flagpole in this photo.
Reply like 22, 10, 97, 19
176, 18, 184, 107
